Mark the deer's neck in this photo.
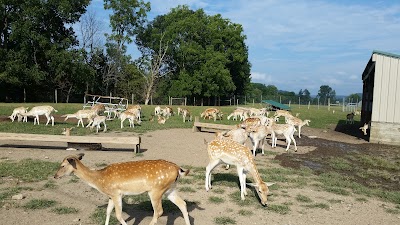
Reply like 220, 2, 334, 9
246, 160, 264, 185
74, 162, 102, 189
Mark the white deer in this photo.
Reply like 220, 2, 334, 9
205, 139, 274, 205
9, 106, 29, 122
62, 109, 97, 127
21, 105, 58, 126
54, 154, 191, 225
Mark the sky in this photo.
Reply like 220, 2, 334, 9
85, 0, 400, 96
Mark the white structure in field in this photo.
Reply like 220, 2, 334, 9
361, 50, 400, 145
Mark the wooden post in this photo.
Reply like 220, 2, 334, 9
318, 97, 320, 109
192, 116, 200, 132
289, 100, 291, 107
308, 101, 310, 109
194, 97, 196, 106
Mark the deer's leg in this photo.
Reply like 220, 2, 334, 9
205, 159, 221, 191
111, 196, 127, 225
148, 190, 164, 225
105, 198, 115, 225
166, 189, 191, 225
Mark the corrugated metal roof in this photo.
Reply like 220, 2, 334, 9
262, 100, 291, 110
373, 50, 400, 59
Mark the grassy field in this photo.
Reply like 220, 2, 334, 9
0, 103, 357, 135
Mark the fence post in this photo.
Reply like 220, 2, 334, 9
55, 89, 57, 103
328, 98, 330, 111
308, 101, 310, 109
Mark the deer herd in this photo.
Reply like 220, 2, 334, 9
7, 104, 368, 224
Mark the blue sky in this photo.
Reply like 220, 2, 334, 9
85, 0, 400, 96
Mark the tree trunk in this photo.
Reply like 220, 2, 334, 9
66, 85, 73, 103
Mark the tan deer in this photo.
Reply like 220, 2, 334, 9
61, 127, 74, 136
54, 153, 191, 225
205, 139, 274, 206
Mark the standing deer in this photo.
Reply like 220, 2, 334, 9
205, 139, 274, 206
54, 153, 191, 225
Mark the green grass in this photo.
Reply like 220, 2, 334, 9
0, 103, 358, 135
23, 199, 57, 209
304, 203, 330, 210
0, 159, 59, 182
52, 206, 79, 214
91, 207, 118, 225
179, 186, 197, 193
265, 204, 291, 214
43, 180, 57, 189
0, 186, 33, 207
296, 194, 313, 203
214, 216, 236, 225
208, 196, 225, 204
238, 209, 253, 216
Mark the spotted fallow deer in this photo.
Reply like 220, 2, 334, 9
54, 154, 191, 225
205, 139, 274, 206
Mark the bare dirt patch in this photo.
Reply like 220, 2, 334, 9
0, 127, 400, 225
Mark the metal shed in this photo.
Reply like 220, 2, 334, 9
361, 50, 400, 145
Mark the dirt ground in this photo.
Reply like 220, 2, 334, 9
0, 125, 400, 225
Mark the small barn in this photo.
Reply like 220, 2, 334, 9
361, 50, 400, 145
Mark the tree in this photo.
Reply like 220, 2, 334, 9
298, 89, 311, 104
136, 33, 171, 105
135, 6, 250, 104
103, 0, 150, 95
317, 85, 336, 105
347, 93, 361, 103
0, 0, 90, 101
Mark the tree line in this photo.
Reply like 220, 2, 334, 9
0, 1, 358, 105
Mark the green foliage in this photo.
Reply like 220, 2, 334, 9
317, 85, 336, 105
136, 5, 251, 101
0, 0, 90, 102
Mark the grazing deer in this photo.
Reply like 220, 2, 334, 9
346, 112, 355, 124
9, 106, 29, 122
54, 153, 191, 225
21, 105, 58, 126
205, 139, 274, 206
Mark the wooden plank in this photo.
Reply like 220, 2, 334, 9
193, 122, 235, 133
0, 132, 141, 153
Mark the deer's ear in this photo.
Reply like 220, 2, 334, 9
77, 153, 85, 160
67, 158, 77, 169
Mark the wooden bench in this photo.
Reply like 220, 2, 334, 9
192, 117, 236, 133
0, 132, 141, 153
